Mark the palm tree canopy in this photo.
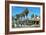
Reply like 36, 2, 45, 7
23, 8, 29, 16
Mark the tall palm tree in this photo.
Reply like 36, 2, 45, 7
21, 8, 29, 19
22, 8, 29, 24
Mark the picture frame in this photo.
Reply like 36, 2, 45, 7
5, 1, 45, 35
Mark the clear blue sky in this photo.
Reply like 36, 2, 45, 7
12, 6, 40, 18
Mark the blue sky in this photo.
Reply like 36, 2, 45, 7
12, 6, 40, 18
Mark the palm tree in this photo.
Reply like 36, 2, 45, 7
23, 8, 29, 24
22, 8, 29, 19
